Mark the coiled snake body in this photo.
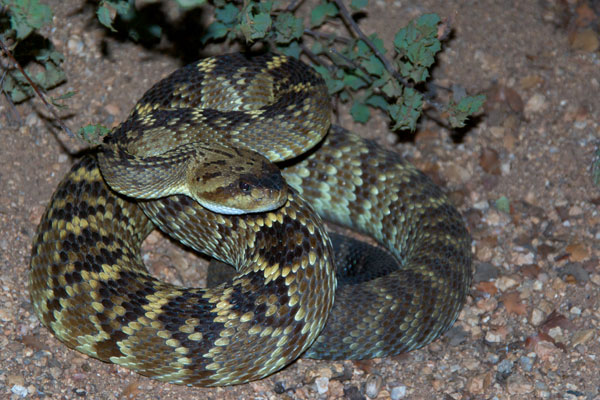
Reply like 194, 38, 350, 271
30, 53, 472, 386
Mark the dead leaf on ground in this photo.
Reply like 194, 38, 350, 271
519, 264, 541, 279
574, 3, 598, 27
539, 310, 576, 334
500, 292, 527, 316
569, 29, 600, 52
565, 242, 590, 262
479, 148, 501, 175
120, 381, 142, 399
475, 281, 498, 296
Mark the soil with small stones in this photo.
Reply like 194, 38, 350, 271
2, 1, 599, 399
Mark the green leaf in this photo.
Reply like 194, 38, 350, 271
327, 78, 344, 94
310, 1, 338, 28
147, 24, 162, 38
592, 146, 600, 186
447, 94, 485, 128
388, 87, 423, 131
36, 61, 66, 88
96, 5, 116, 31
494, 196, 510, 214
215, 2, 238, 24
96, 0, 135, 31
343, 73, 367, 90
108, 0, 132, 16
418, 13, 442, 30
393, 13, 441, 83
351, 0, 368, 10
7, 0, 53, 39
50, 91, 75, 108
362, 54, 384, 76
202, 21, 229, 43
256, 0, 273, 14
78, 124, 111, 145
350, 101, 370, 123
313, 65, 344, 95
35, 48, 64, 64
240, 11, 271, 42
368, 34, 386, 54
3, 77, 30, 103
175, 0, 206, 9
381, 78, 401, 97
274, 12, 303, 44
355, 40, 370, 58
311, 41, 324, 55
277, 40, 301, 58
366, 94, 388, 111
251, 12, 271, 38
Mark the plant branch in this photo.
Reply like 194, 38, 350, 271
300, 44, 328, 70
332, 0, 409, 88
0, 40, 74, 138
329, 48, 373, 84
0, 67, 22, 125
285, 0, 304, 12
304, 28, 352, 44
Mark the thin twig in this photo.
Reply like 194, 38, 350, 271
0, 67, 23, 125
0, 40, 75, 138
332, 0, 409, 88
285, 0, 304, 12
304, 28, 352, 44
300, 44, 327, 69
328, 48, 373, 84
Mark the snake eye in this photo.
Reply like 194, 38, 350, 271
239, 181, 251, 192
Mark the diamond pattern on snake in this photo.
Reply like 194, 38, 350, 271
30, 52, 472, 386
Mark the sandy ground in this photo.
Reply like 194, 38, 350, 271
1, 0, 599, 399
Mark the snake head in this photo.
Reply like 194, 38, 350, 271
186, 145, 288, 215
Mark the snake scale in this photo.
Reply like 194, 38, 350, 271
30, 53, 472, 387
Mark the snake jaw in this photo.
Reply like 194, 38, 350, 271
186, 159, 289, 215
194, 183, 288, 215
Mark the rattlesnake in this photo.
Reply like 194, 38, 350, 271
30, 53, 471, 386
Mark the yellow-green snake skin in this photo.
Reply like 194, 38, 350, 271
30, 53, 472, 387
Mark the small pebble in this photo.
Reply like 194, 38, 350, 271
530, 308, 546, 326
364, 374, 383, 398
496, 276, 519, 291
485, 330, 503, 343
570, 306, 581, 316
519, 356, 534, 372
524, 93, 547, 115
67, 36, 85, 55
474, 262, 501, 283
25, 113, 40, 127
390, 385, 407, 400
344, 385, 365, 400
571, 329, 595, 346
11, 385, 28, 398
506, 374, 533, 394
497, 359, 514, 375
273, 381, 286, 394
488, 354, 500, 364
559, 263, 589, 283
315, 376, 329, 395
